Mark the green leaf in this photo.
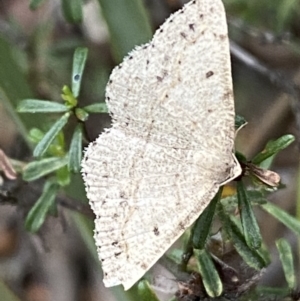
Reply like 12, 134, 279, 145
235, 114, 247, 130
72, 47, 88, 98
23, 156, 68, 182
218, 205, 267, 270
29, 128, 44, 143
246, 190, 268, 205
25, 181, 59, 232
75, 108, 89, 122
33, 112, 70, 157
68, 124, 83, 172
256, 286, 290, 299
137, 279, 160, 301
0, 35, 45, 143
61, 0, 83, 23
166, 248, 184, 266
192, 188, 222, 249
56, 165, 70, 186
97, 0, 152, 62
237, 180, 262, 249
252, 134, 295, 165
261, 202, 300, 236
83, 103, 108, 113
29, 0, 47, 9
61, 85, 77, 107
17, 99, 68, 113
276, 238, 295, 289
195, 249, 222, 297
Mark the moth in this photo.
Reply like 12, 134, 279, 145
82, 0, 241, 290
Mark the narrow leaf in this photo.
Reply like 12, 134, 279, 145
137, 279, 160, 301
23, 156, 68, 182
72, 47, 88, 98
276, 239, 295, 289
237, 180, 262, 249
17, 99, 68, 113
218, 205, 266, 270
61, 85, 77, 107
83, 103, 108, 113
252, 134, 295, 165
25, 181, 59, 232
68, 124, 83, 172
0, 36, 46, 140
29, 0, 47, 10
56, 165, 70, 186
61, 0, 83, 23
195, 249, 222, 297
192, 188, 222, 249
256, 286, 291, 299
75, 108, 89, 122
261, 202, 300, 236
33, 112, 70, 157
29, 128, 44, 143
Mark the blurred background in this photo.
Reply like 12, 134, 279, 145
0, 0, 300, 300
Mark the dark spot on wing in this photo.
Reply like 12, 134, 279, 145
112, 241, 118, 246
178, 222, 185, 230
189, 23, 195, 31
129, 56, 133, 60
180, 32, 187, 39
206, 71, 214, 78
115, 252, 121, 257
154, 227, 159, 236
157, 76, 163, 82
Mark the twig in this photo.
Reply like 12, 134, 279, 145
0, 150, 94, 219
